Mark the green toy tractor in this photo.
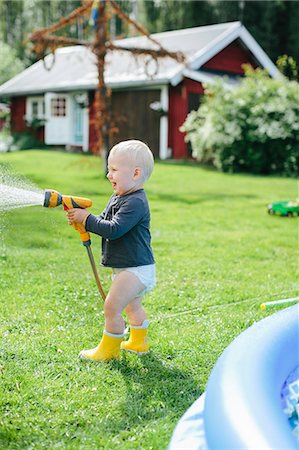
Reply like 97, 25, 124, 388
268, 200, 299, 217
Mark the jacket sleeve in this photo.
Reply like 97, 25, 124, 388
98, 201, 110, 220
85, 197, 144, 240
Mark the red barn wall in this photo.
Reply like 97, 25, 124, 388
10, 96, 44, 142
169, 79, 204, 159
203, 40, 258, 74
168, 84, 187, 159
10, 96, 26, 133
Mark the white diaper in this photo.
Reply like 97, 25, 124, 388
112, 264, 156, 296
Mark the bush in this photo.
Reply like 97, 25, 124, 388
11, 131, 47, 150
181, 67, 299, 177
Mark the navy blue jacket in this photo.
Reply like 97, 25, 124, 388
85, 189, 155, 268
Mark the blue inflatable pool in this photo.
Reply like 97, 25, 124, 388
169, 304, 299, 450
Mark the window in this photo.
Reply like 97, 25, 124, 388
51, 97, 66, 117
32, 101, 39, 118
26, 97, 45, 122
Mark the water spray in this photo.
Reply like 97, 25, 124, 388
43, 189, 106, 301
0, 184, 44, 210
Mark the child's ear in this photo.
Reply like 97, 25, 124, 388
133, 167, 142, 179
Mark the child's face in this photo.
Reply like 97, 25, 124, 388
107, 152, 142, 196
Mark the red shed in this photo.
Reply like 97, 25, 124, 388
0, 22, 280, 159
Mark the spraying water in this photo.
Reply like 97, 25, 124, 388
0, 184, 44, 211
0, 163, 44, 212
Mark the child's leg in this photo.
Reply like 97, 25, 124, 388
125, 296, 147, 326
121, 297, 150, 355
79, 271, 145, 362
104, 270, 145, 334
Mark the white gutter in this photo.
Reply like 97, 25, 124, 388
0, 78, 173, 97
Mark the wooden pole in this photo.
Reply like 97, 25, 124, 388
92, 1, 110, 172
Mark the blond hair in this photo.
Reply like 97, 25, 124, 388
110, 140, 154, 182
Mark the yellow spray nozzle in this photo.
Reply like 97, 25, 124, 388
44, 189, 62, 208
44, 189, 92, 210
43, 189, 93, 245
61, 194, 92, 210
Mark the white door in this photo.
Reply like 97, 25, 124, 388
45, 93, 71, 145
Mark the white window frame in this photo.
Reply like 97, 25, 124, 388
25, 96, 45, 122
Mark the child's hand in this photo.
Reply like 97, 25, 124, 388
67, 208, 89, 226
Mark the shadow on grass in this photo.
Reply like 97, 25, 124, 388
147, 190, 257, 205
106, 352, 200, 434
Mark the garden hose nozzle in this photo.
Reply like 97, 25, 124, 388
43, 189, 92, 210
43, 189, 106, 301
43, 189, 92, 245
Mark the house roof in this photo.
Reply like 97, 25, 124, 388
0, 21, 281, 97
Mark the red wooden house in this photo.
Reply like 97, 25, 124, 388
0, 22, 280, 159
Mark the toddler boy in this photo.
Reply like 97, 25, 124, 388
67, 140, 156, 361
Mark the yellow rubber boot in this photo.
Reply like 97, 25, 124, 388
79, 331, 125, 362
121, 320, 150, 355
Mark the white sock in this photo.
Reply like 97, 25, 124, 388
130, 319, 150, 329
104, 330, 125, 338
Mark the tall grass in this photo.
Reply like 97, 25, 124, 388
0, 150, 298, 449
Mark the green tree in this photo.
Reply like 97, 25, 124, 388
139, 0, 216, 33
181, 67, 299, 177
0, 0, 82, 66
0, 41, 25, 85
287, 0, 299, 66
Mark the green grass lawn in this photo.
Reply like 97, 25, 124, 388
0, 150, 298, 449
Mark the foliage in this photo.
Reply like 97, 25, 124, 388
232, 1, 299, 66
0, 150, 297, 449
0, 0, 82, 66
0, 109, 9, 120
0, 106, 10, 133
139, 0, 216, 33
277, 54, 298, 81
181, 67, 299, 177
25, 117, 47, 130
0, 41, 25, 85
11, 131, 47, 150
